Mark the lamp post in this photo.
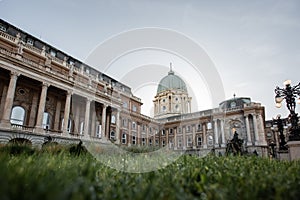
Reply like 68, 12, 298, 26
271, 114, 287, 150
275, 80, 300, 141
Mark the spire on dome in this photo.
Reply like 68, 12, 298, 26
168, 62, 174, 75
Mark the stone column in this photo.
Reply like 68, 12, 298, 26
28, 92, 39, 127
90, 110, 96, 137
115, 109, 120, 144
253, 114, 259, 145
101, 104, 107, 139
84, 99, 91, 137
63, 91, 72, 135
183, 126, 186, 149
258, 114, 267, 145
220, 119, 226, 147
0, 85, 8, 119
54, 100, 61, 131
192, 125, 196, 149
214, 120, 219, 147
74, 103, 80, 134
35, 83, 49, 132
202, 123, 207, 148
0, 71, 19, 128
174, 128, 177, 150
245, 115, 252, 145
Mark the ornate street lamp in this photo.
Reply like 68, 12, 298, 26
275, 80, 300, 141
271, 114, 287, 150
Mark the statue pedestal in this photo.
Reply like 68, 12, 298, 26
287, 140, 300, 161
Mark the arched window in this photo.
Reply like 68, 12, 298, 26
42, 112, 50, 129
122, 133, 126, 144
10, 106, 25, 125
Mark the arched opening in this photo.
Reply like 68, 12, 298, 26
10, 106, 26, 125
110, 131, 115, 140
9, 138, 32, 146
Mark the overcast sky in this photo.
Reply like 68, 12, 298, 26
1, 0, 300, 119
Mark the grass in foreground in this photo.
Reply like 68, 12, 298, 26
0, 145, 300, 200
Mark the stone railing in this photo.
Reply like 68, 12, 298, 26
24, 43, 42, 55
11, 124, 34, 133
0, 31, 16, 43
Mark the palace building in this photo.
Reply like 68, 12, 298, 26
0, 19, 269, 156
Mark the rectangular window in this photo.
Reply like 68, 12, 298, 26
187, 136, 193, 147
122, 119, 127, 127
169, 128, 173, 134
27, 38, 34, 45
50, 50, 56, 57
132, 135, 136, 145
162, 129, 165, 135
0, 24, 7, 32
197, 124, 202, 131
142, 137, 146, 146
96, 125, 102, 138
122, 133, 127, 144
178, 137, 182, 148
197, 136, 202, 146
178, 127, 182, 133
186, 126, 191, 133
149, 138, 152, 146
162, 140, 165, 147
132, 105, 137, 112
207, 122, 212, 130
169, 138, 174, 148
132, 122, 136, 129
155, 139, 159, 146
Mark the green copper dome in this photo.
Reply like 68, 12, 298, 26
157, 70, 187, 94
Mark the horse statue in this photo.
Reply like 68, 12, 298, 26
226, 131, 244, 156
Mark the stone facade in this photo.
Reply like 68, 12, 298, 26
0, 19, 269, 156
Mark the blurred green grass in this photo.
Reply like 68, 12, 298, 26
0, 144, 300, 200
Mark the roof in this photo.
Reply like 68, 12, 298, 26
157, 70, 187, 94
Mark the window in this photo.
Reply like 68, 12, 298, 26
155, 139, 159, 146
169, 139, 174, 148
96, 125, 102, 138
149, 127, 152, 134
177, 127, 182, 133
10, 106, 25, 125
132, 122, 136, 129
169, 128, 173, 134
50, 50, 56, 57
0, 24, 7, 32
80, 121, 84, 135
142, 137, 146, 146
27, 38, 34, 45
186, 126, 191, 133
122, 133, 127, 144
177, 136, 182, 148
111, 115, 116, 124
61, 118, 72, 133
162, 140, 166, 147
161, 129, 165, 135
142, 125, 146, 132
187, 136, 193, 147
42, 112, 50, 129
207, 122, 212, 130
208, 135, 213, 146
162, 106, 166, 112
149, 138, 152, 146
122, 119, 127, 127
123, 102, 128, 108
197, 136, 202, 146
197, 124, 202, 131
110, 131, 115, 140
132, 135, 136, 145
132, 105, 137, 112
